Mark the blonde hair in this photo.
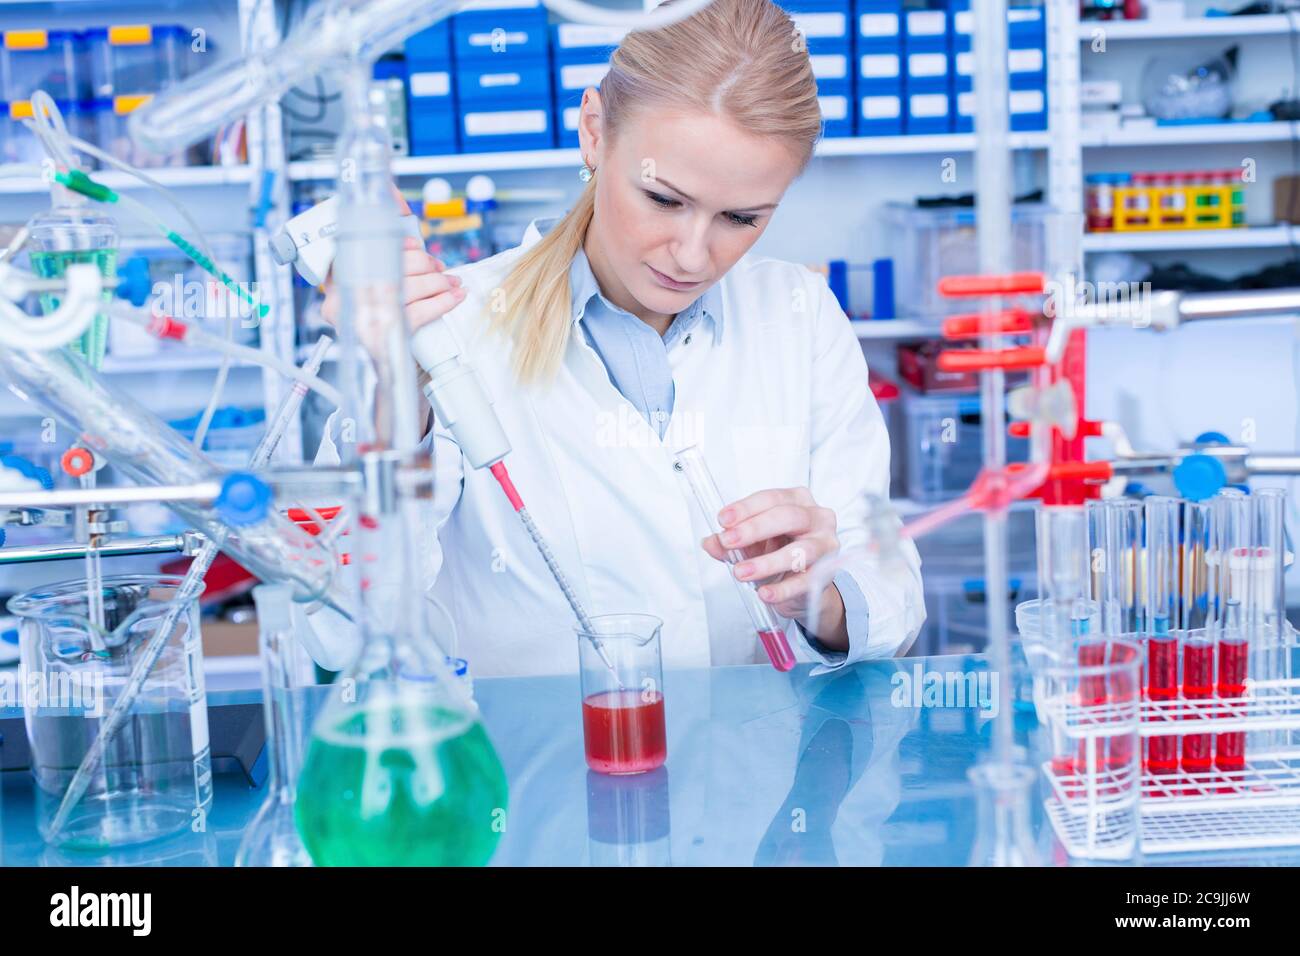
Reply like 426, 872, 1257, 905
492, 0, 823, 383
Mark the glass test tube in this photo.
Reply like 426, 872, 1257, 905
1144, 497, 1180, 775
1090, 499, 1141, 636
1037, 505, 1093, 777
673, 446, 796, 673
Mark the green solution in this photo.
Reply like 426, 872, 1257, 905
29, 248, 118, 370
295, 701, 508, 866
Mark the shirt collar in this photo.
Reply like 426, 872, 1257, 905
565, 235, 725, 345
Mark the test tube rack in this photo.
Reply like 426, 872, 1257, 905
1039, 672, 1300, 857
1088, 170, 1246, 233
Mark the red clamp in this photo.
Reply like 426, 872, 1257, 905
286, 505, 344, 536
941, 308, 1036, 340
937, 272, 1046, 298
61, 447, 95, 478
937, 346, 1046, 372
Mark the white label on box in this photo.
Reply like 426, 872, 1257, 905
1008, 8, 1042, 23
563, 105, 579, 130
955, 10, 973, 34
819, 94, 848, 121
956, 51, 973, 76
468, 30, 529, 46
464, 109, 548, 135
957, 91, 975, 116
862, 95, 901, 119
810, 53, 848, 80
410, 71, 451, 97
911, 93, 949, 118
556, 24, 627, 47
560, 62, 610, 89
1009, 48, 1043, 73
860, 53, 900, 78
907, 10, 946, 35
858, 12, 899, 36
1010, 89, 1045, 113
479, 72, 523, 88
461, 0, 540, 10
792, 12, 846, 38
909, 52, 948, 77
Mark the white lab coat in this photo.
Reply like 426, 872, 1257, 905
314, 219, 925, 677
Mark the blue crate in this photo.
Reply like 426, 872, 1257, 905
550, 23, 625, 63
405, 21, 451, 66
1009, 85, 1046, 131
456, 59, 552, 103
858, 49, 903, 94
819, 90, 853, 137
453, 6, 550, 63
906, 47, 949, 93
809, 49, 852, 87
458, 96, 554, 151
904, 9, 948, 54
855, 0, 903, 53
781, 0, 853, 54
859, 91, 903, 135
409, 101, 458, 155
905, 90, 951, 134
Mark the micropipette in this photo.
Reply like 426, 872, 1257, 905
46, 336, 335, 840
673, 445, 797, 672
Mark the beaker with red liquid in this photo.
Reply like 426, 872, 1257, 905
577, 614, 667, 775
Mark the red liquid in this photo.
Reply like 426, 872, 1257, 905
1181, 641, 1214, 775
1146, 637, 1179, 775
582, 690, 667, 775
1215, 638, 1248, 773
1076, 643, 1110, 774
758, 629, 796, 672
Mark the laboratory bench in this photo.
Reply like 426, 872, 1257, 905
2, 652, 1299, 867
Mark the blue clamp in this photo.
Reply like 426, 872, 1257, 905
115, 256, 153, 308
1194, 430, 1231, 446
1174, 454, 1227, 501
215, 473, 272, 527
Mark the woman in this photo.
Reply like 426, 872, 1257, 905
326, 0, 924, 676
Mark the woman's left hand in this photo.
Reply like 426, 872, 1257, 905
700, 487, 848, 648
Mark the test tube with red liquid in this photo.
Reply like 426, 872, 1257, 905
577, 614, 667, 775
1143, 497, 1182, 778
673, 445, 797, 672
1181, 633, 1215, 778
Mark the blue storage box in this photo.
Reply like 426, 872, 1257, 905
858, 50, 902, 94
456, 60, 552, 102
410, 107, 459, 156
904, 9, 948, 54
458, 96, 554, 152
905, 90, 951, 134
855, 0, 903, 53
906, 48, 949, 93
1, 29, 85, 103
551, 23, 626, 63
556, 99, 580, 147
781, 0, 852, 55
1009, 86, 1046, 131
859, 92, 902, 136
809, 50, 851, 89
1008, 6, 1046, 46
1007, 41, 1046, 89
554, 58, 610, 146
405, 21, 451, 65
818, 92, 853, 137
453, 3, 550, 63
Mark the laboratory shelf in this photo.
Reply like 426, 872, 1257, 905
287, 132, 1053, 181
1082, 225, 1299, 252
0, 165, 255, 195
1076, 14, 1299, 40
1081, 121, 1300, 148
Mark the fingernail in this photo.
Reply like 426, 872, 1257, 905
721, 530, 740, 546
735, 563, 753, 580
758, 587, 772, 601
718, 508, 734, 525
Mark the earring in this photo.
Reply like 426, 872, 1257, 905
578, 163, 594, 183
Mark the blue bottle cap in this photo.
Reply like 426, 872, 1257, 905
115, 256, 152, 307
1174, 454, 1227, 502
214, 473, 272, 527
1194, 430, 1231, 445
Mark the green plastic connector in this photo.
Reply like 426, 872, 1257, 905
55, 169, 118, 204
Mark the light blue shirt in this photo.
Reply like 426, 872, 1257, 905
560, 229, 871, 663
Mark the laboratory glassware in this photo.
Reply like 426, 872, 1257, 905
9, 574, 212, 849
586, 767, 672, 866
28, 197, 117, 370
673, 445, 797, 672
966, 760, 1039, 866
578, 614, 667, 775
1042, 637, 1142, 861
1143, 496, 1181, 775
236, 584, 315, 867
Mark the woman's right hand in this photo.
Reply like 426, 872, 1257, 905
319, 236, 468, 356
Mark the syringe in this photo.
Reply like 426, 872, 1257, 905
673, 444, 797, 672
47, 335, 335, 840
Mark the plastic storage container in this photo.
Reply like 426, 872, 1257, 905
899, 385, 1030, 503
881, 202, 1053, 318
85, 25, 190, 101
1, 98, 89, 165
1, 30, 85, 103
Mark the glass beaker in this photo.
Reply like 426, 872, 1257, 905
8, 574, 212, 850
236, 584, 315, 867
577, 614, 667, 775
1043, 636, 1142, 861
967, 759, 1039, 867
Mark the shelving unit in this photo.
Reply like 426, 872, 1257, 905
1083, 224, 1299, 252
1076, 13, 1300, 40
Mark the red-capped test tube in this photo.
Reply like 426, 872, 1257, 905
1143, 497, 1181, 776
673, 445, 797, 672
